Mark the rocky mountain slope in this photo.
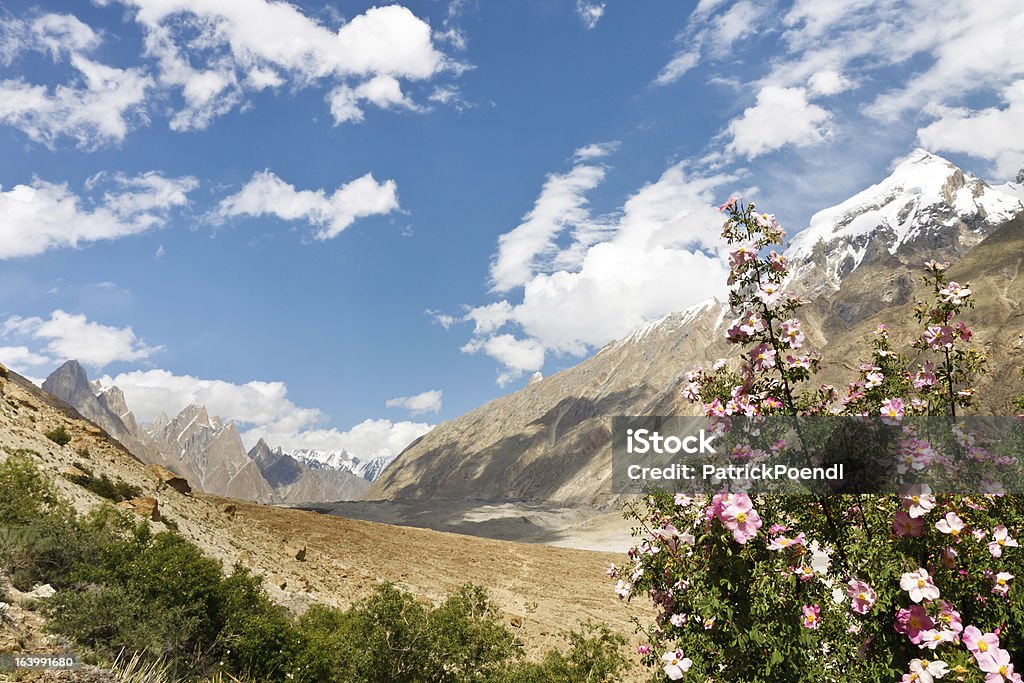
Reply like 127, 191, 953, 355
0, 367, 638, 663
41, 362, 369, 505
367, 151, 1024, 507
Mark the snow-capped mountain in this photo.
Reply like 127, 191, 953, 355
248, 439, 370, 503
368, 151, 1024, 507
786, 149, 1024, 295
288, 448, 395, 482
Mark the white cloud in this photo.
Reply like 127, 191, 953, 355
573, 140, 620, 161
97, 367, 432, 458
655, 50, 700, 86
215, 170, 399, 240
0, 345, 53, 373
490, 162, 606, 292
0, 13, 152, 148
726, 86, 832, 159
2, 310, 161, 369
807, 70, 853, 96
657, 1, 1023, 171
326, 74, 421, 124
917, 80, 1024, 178
575, 1, 606, 29
386, 389, 443, 415
654, 1, 765, 86
254, 418, 433, 460
463, 158, 734, 384
0, 171, 198, 259
99, 0, 455, 129
461, 334, 545, 387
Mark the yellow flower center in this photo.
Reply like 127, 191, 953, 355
999, 539, 1006, 546
859, 592, 868, 600
1001, 666, 1009, 676
911, 495, 920, 503
979, 641, 989, 652
998, 578, 1007, 585
736, 512, 747, 523
917, 579, 925, 588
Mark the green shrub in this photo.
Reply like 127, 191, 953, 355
66, 471, 142, 502
495, 624, 628, 683
0, 454, 66, 526
44, 426, 72, 446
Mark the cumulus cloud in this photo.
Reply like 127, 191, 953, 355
97, 0, 455, 130
0, 13, 152, 148
215, 170, 399, 240
0, 171, 198, 259
255, 418, 433, 460
461, 334, 545, 387
726, 86, 833, 159
2, 310, 161, 369
385, 389, 443, 415
917, 81, 1024, 178
462, 155, 734, 384
98, 367, 432, 458
0, 345, 53, 374
575, 2, 606, 29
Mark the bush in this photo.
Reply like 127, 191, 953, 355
619, 199, 1024, 682
44, 426, 72, 446
496, 624, 628, 683
66, 470, 142, 503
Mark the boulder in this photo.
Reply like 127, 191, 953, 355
124, 496, 160, 522
27, 584, 56, 599
218, 502, 238, 518
146, 464, 192, 494
286, 545, 307, 562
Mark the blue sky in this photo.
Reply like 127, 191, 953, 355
1, 0, 1022, 458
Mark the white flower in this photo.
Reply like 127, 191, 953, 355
901, 568, 940, 603
910, 658, 949, 683
935, 512, 965, 538
662, 650, 692, 680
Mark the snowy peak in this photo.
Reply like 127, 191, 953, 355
287, 447, 395, 482
785, 149, 1024, 292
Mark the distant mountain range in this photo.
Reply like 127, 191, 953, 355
366, 150, 1024, 507
42, 361, 390, 504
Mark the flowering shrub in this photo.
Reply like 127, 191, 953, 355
617, 199, 1024, 682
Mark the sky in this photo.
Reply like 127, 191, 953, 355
1, 0, 1022, 459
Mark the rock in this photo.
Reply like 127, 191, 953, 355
126, 496, 160, 522
218, 502, 237, 518
286, 545, 307, 562
272, 575, 288, 590
510, 615, 523, 628
146, 464, 192, 494
62, 465, 88, 479
28, 584, 56, 599
0, 362, 8, 380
